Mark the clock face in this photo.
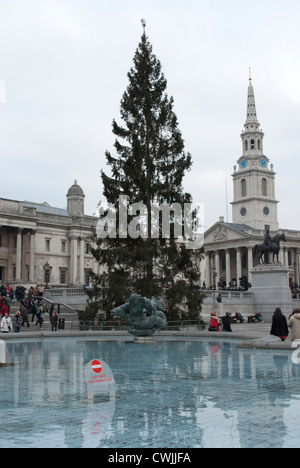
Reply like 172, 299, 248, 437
240, 208, 247, 217
259, 158, 267, 168
240, 158, 247, 169
263, 207, 270, 216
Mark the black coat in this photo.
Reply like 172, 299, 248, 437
270, 314, 289, 337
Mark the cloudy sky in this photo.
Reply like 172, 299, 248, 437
1, 0, 300, 231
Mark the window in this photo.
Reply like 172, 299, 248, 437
45, 239, 50, 252
86, 243, 92, 255
60, 269, 66, 284
251, 139, 255, 149
244, 140, 248, 151
262, 178, 267, 196
85, 270, 92, 285
61, 241, 66, 253
241, 179, 247, 197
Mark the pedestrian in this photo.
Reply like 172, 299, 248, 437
31, 301, 38, 323
12, 311, 22, 333
270, 308, 289, 341
0, 300, 9, 318
49, 304, 54, 322
288, 309, 300, 342
1, 313, 12, 333
51, 311, 58, 332
222, 312, 233, 332
35, 305, 44, 329
20, 305, 30, 328
208, 311, 221, 332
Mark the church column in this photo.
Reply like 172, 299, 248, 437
215, 251, 220, 288
225, 249, 231, 288
248, 247, 253, 284
29, 230, 36, 283
16, 228, 23, 282
204, 253, 211, 288
236, 249, 242, 286
284, 247, 289, 268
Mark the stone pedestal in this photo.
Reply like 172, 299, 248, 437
250, 264, 292, 322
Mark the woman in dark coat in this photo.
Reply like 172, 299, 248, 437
270, 308, 289, 341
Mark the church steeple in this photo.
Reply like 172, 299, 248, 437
231, 72, 279, 231
246, 68, 259, 126
240, 70, 264, 158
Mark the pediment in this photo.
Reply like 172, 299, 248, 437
204, 222, 252, 245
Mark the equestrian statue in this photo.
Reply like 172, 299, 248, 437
254, 230, 286, 265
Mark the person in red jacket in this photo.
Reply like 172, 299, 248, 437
0, 300, 9, 317
209, 311, 221, 332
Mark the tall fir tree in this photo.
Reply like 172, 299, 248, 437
85, 29, 204, 322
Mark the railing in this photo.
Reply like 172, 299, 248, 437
72, 319, 205, 332
43, 288, 88, 305
203, 290, 253, 303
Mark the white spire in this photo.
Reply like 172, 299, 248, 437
245, 70, 259, 126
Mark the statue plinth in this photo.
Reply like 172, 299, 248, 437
250, 264, 292, 322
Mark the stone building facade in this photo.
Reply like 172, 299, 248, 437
0, 181, 99, 287
203, 75, 300, 290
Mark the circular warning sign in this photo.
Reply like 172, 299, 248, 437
91, 360, 103, 374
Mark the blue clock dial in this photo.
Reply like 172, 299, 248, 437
259, 158, 267, 168
240, 158, 247, 168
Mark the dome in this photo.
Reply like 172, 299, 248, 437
67, 180, 85, 198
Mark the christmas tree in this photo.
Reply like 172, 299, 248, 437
85, 23, 204, 322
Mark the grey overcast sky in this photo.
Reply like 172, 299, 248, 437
0, 0, 300, 231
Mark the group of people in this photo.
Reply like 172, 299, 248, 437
270, 308, 300, 342
0, 293, 60, 334
208, 307, 300, 342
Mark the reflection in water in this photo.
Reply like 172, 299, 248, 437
0, 338, 300, 448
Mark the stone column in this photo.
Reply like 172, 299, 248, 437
29, 231, 36, 283
79, 237, 85, 285
70, 236, 78, 286
215, 251, 220, 288
204, 253, 211, 288
248, 247, 253, 284
16, 229, 23, 282
236, 248, 242, 286
225, 249, 231, 287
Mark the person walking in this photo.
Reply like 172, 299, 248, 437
288, 309, 300, 342
1, 313, 12, 334
12, 311, 22, 333
51, 311, 58, 332
35, 305, 45, 329
20, 305, 30, 328
270, 308, 289, 341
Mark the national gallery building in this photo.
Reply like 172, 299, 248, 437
203, 75, 300, 291
0, 182, 99, 287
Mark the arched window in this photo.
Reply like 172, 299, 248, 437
244, 140, 248, 151
262, 178, 267, 196
251, 139, 255, 149
241, 179, 247, 197
257, 140, 261, 150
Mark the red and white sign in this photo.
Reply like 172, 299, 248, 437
91, 360, 103, 374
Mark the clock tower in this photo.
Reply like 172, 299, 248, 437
231, 71, 279, 231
